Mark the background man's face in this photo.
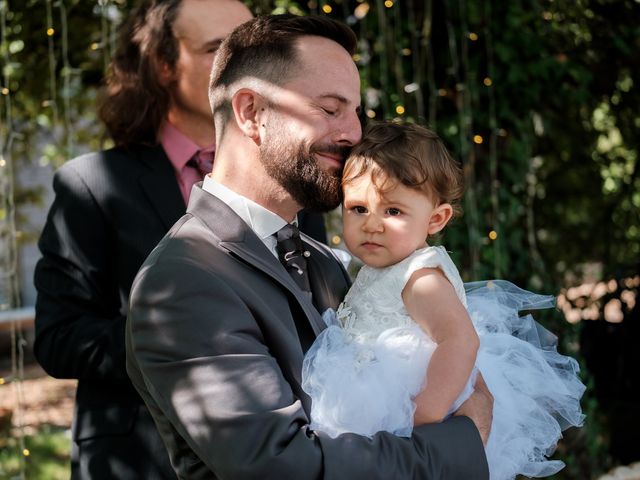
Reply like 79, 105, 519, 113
259, 35, 362, 211
169, 0, 252, 132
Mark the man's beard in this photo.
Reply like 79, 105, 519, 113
259, 134, 350, 213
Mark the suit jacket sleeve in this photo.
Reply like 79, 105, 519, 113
127, 244, 489, 479
34, 163, 127, 380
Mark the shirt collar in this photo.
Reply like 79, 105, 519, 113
202, 176, 297, 241
159, 121, 215, 171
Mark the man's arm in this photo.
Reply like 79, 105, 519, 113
455, 373, 494, 445
34, 163, 127, 380
127, 252, 489, 480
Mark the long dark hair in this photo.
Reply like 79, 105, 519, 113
98, 0, 183, 146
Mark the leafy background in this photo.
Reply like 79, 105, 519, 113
1, 0, 639, 478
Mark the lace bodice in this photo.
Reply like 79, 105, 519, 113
337, 246, 467, 342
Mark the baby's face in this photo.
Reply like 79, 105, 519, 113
342, 171, 441, 268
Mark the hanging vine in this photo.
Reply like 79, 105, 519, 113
483, 0, 502, 278
1, 0, 27, 477
59, 0, 75, 159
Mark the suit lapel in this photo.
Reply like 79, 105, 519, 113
221, 240, 328, 337
137, 145, 186, 230
188, 186, 328, 337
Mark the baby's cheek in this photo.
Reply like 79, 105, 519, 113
342, 228, 357, 252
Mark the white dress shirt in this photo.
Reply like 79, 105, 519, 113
202, 176, 297, 258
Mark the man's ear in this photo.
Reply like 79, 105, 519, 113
427, 203, 454, 235
158, 62, 175, 87
231, 88, 264, 143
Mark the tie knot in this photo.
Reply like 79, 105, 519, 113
276, 224, 306, 260
188, 148, 215, 177
276, 223, 300, 243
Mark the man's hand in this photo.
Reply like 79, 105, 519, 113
454, 373, 493, 445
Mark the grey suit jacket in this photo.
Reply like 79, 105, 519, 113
126, 185, 489, 479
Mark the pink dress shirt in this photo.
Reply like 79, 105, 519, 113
159, 122, 215, 204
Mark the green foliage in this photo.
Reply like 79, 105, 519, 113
1, 1, 108, 166
0, 425, 70, 480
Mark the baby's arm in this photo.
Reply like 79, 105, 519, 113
402, 267, 479, 424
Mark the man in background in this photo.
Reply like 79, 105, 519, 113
31, 1, 325, 478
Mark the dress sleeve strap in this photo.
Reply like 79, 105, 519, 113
400, 246, 468, 308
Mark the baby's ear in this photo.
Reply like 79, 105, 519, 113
427, 203, 453, 235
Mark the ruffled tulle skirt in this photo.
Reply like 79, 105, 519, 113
302, 280, 585, 480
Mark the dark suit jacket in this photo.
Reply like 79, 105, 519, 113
126, 185, 489, 479
33, 143, 327, 479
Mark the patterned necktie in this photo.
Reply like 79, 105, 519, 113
275, 224, 311, 294
187, 148, 215, 178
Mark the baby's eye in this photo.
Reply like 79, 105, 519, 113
386, 207, 402, 216
352, 206, 368, 214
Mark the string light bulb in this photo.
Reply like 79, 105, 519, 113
384, 0, 394, 7
395, 105, 405, 115
322, 4, 332, 13
354, 3, 370, 18
404, 83, 419, 93
46, 27, 55, 36
468, 32, 478, 41
483, 77, 493, 87
473, 135, 484, 144
489, 230, 498, 240
331, 235, 341, 245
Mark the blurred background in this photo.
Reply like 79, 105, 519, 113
0, 0, 638, 478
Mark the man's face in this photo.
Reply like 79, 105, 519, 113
169, 0, 252, 138
258, 35, 362, 212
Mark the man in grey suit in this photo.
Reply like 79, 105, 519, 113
126, 14, 492, 479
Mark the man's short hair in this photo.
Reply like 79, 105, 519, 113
208, 14, 357, 130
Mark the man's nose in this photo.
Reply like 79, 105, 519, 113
333, 111, 362, 145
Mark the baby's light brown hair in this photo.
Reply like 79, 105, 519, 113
343, 121, 465, 217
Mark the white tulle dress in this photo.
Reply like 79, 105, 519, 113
302, 246, 585, 480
